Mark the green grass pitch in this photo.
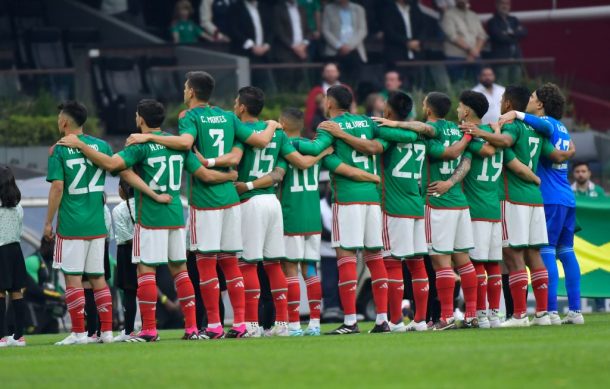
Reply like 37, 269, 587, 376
2, 314, 610, 388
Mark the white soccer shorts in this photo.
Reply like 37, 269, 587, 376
132, 224, 187, 266
331, 203, 383, 250
469, 221, 503, 262
382, 213, 427, 259
240, 194, 285, 262
284, 234, 321, 262
425, 206, 474, 255
53, 236, 105, 275
502, 201, 549, 248
188, 204, 242, 254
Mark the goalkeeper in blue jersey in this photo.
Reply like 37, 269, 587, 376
499, 83, 582, 325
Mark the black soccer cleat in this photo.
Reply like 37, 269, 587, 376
368, 321, 391, 334
325, 323, 360, 335
198, 329, 225, 340
126, 332, 160, 343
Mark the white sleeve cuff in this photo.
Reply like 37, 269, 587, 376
243, 39, 254, 50
515, 111, 525, 120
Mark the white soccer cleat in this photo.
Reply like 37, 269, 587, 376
246, 322, 262, 338
477, 315, 491, 329
549, 312, 562, 325
389, 322, 407, 333
500, 316, 530, 328
405, 320, 428, 332
99, 331, 114, 344
562, 311, 585, 325
87, 334, 99, 344
488, 311, 501, 328
113, 330, 134, 342
0, 335, 26, 347
453, 308, 465, 321
530, 312, 552, 326
267, 322, 289, 337
55, 332, 88, 345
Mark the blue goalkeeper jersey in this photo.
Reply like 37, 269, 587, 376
523, 113, 575, 207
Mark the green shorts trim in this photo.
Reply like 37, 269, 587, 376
507, 243, 546, 249
140, 259, 187, 267
239, 256, 285, 263
429, 247, 454, 255
83, 272, 105, 277
61, 270, 83, 276
470, 258, 503, 263
430, 247, 474, 255
455, 247, 474, 253
387, 251, 428, 260
334, 245, 384, 251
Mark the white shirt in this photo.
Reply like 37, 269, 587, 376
287, 1, 304, 46
472, 83, 505, 124
112, 199, 135, 245
244, 1, 264, 49
396, 3, 414, 59
0, 203, 22, 247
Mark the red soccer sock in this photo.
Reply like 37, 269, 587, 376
218, 254, 245, 326
509, 270, 529, 317
174, 270, 197, 330
137, 272, 158, 332
196, 253, 220, 327
65, 287, 85, 333
264, 261, 288, 323
472, 261, 488, 312
384, 258, 404, 324
530, 268, 549, 313
406, 258, 429, 323
93, 286, 113, 332
485, 262, 502, 311
239, 262, 260, 323
457, 262, 478, 319
286, 275, 301, 324
435, 267, 456, 321
364, 252, 388, 315
337, 256, 358, 316
305, 275, 322, 320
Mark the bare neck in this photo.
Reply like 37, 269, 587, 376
188, 99, 209, 109
328, 109, 347, 119
240, 113, 259, 123
64, 128, 84, 136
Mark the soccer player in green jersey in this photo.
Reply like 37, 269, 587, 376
59, 100, 237, 341
242, 107, 380, 336
125, 72, 278, 339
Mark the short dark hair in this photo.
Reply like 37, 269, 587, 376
327, 85, 352, 110
186, 71, 215, 101
479, 65, 494, 75
58, 100, 87, 127
280, 107, 304, 122
459, 90, 489, 119
137, 99, 166, 128
536, 83, 565, 120
238, 86, 265, 116
503, 85, 530, 112
0, 165, 21, 208
426, 92, 451, 118
387, 91, 413, 120
572, 161, 590, 171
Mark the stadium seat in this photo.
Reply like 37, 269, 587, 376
25, 27, 68, 69
141, 56, 182, 104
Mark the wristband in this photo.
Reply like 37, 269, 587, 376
463, 134, 473, 142
246, 182, 254, 191
515, 111, 525, 121
207, 158, 216, 168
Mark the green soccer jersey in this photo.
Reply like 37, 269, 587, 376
46, 134, 112, 239
500, 121, 555, 205
377, 128, 425, 218
297, 113, 380, 204
423, 120, 471, 209
278, 139, 342, 235
463, 125, 503, 221
179, 106, 255, 209
118, 131, 199, 228
236, 123, 296, 201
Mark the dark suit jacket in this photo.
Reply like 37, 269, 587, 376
487, 13, 527, 59
272, 1, 309, 62
381, 2, 427, 64
227, 0, 273, 57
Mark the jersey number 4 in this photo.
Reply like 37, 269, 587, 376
66, 158, 104, 195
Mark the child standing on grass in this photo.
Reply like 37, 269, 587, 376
0, 166, 28, 347
112, 179, 137, 342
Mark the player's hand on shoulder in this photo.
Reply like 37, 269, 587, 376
125, 133, 151, 146
490, 122, 501, 134
318, 120, 342, 136
234, 181, 247, 195
372, 117, 397, 128
498, 111, 517, 127
57, 134, 83, 149
428, 180, 452, 196
154, 193, 173, 204
459, 122, 483, 138
265, 120, 280, 130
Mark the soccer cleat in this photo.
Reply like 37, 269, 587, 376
369, 321, 391, 333
226, 325, 250, 338
0, 335, 26, 347
267, 322, 289, 337
246, 322, 262, 338
562, 311, 585, 325
477, 315, 490, 329
87, 334, 99, 344
405, 321, 428, 332
500, 315, 529, 328
432, 318, 456, 331
55, 332, 88, 346
326, 323, 360, 335
389, 322, 407, 333
198, 327, 225, 340
127, 330, 160, 342
459, 317, 479, 329
488, 310, 501, 328
289, 328, 304, 336
303, 326, 321, 336
531, 312, 552, 326
113, 330, 135, 342
549, 312, 562, 325
99, 331, 114, 344
0, 337, 7, 348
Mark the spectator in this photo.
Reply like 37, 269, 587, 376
304, 62, 342, 133
321, 0, 368, 86
273, 0, 309, 62
199, 0, 232, 42
298, 0, 322, 59
471, 66, 505, 124
364, 93, 385, 117
441, 0, 487, 80
487, 0, 527, 84
171, 0, 213, 44
434, 0, 455, 13
571, 162, 606, 198
381, 0, 426, 69
228, 0, 272, 61
379, 70, 416, 119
